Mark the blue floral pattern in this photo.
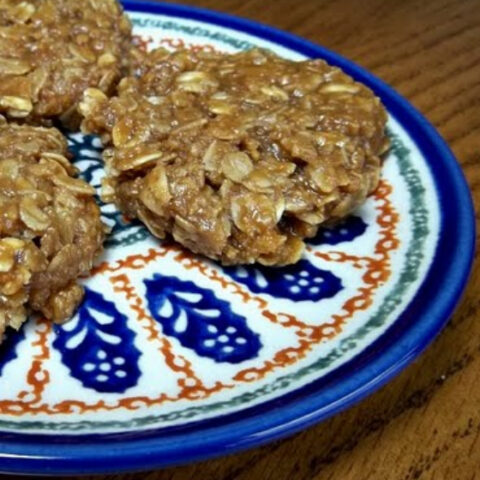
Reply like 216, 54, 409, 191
309, 215, 368, 246
223, 259, 343, 301
53, 288, 141, 393
145, 274, 261, 363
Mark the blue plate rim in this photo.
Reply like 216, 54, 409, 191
0, 0, 475, 474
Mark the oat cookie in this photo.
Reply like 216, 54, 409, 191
80, 48, 389, 265
0, 0, 132, 128
0, 119, 104, 338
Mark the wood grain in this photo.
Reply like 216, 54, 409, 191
8, 0, 480, 478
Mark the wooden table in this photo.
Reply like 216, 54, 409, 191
27, 1, 480, 479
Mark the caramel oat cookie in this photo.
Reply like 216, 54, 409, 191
0, 0, 132, 128
80, 48, 389, 265
0, 119, 104, 338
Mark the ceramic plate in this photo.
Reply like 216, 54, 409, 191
0, 0, 474, 475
